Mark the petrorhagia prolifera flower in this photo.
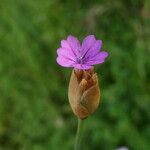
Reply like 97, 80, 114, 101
56, 35, 108, 119
57, 35, 108, 69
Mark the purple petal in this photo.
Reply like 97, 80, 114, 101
57, 47, 76, 61
81, 35, 96, 55
57, 56, 75, 67
73, 64, 92, 70
84, 40, 102, 59
61, 40, 71, 50
61, 40, 76, 57
86, 51, 108, 65
67, 35, 80, 55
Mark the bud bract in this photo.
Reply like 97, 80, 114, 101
68, 68, 100, 119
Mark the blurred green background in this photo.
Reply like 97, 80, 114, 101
0, 0, 150, 150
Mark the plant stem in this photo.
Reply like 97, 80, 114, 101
74, 118, 84, 150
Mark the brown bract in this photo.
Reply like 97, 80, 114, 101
68, 68, 100, 119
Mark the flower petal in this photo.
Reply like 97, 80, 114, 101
84, 40, 102, 59
56, 56, 75, 67
73, 64, 92, 70
61, 40, 76, 57
67, 35, 80, 55
61, 40, 71, 49
57, 47, 76, 61
81, 35, 96, 55
86, 51, 108, 65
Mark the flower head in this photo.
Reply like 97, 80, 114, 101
68, 68, 100, 119
57, 35, 108, 70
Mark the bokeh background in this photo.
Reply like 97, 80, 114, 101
0, 0, 150, 150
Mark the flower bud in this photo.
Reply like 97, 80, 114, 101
68, 68, 100, 119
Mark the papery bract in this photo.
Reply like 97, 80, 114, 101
68, 68, 100, 119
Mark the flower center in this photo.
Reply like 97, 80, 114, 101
76, 56, 84, 64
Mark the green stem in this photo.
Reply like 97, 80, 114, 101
74, 118, 84, 150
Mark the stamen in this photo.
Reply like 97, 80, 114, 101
76, 56, 83, 64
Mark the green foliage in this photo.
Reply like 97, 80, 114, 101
0, 0, 150, 149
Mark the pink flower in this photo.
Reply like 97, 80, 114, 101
57, 35, 108, 70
